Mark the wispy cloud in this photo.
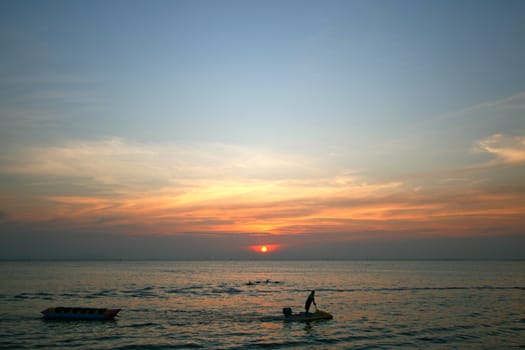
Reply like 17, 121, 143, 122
2, 137, 320, 186
0, 137, 400, 232
475, 133, 525, 165
432, 90, 525, 123
1, 137, 524, 238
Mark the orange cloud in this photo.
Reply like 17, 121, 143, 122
476, 133, 525, 165
2, 137, 525, 240
7, 176, 513, 240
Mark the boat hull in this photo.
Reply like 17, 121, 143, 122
284, 310, 333, 322
41, 307, 120, 320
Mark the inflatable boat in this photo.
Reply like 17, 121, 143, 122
282, 307, 333, 322
41, 307, 121, 320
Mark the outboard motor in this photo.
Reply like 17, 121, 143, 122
282, 307, 292, 317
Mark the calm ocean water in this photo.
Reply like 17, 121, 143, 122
0, 260, 524, 349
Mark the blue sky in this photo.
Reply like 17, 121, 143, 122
1, 0, 524, 259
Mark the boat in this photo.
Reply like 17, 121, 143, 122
41, 307, 121, 320
282, 307, 333, 322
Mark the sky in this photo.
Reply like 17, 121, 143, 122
1, 0, 525, 259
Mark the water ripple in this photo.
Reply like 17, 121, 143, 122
2, 260, 524, 349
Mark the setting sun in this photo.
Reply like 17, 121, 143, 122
249, 244, 281, 254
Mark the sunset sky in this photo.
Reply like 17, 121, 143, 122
1, 0, 524, 259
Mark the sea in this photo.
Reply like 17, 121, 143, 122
0, 260, 524, 349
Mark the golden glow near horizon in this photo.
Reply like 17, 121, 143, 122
1, 133, 525, 240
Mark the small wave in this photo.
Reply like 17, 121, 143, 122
121, 286, 161, 298
165, 286, 204, 294
11, 292, 55, 300
123, 322, 159, 328
114, 344, 204, 350
14, 293, 29, 299
60, 292, 79, 298
166, 285, 244, 296
211, 287, 242, 294
259, 315, 283, 322
85, 289, 118, 299
314, 286, 525, 293
241, 339, 317, 349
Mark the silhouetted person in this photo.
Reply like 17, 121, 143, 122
305, 290, 317, 313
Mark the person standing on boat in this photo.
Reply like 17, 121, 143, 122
305, 290, 317, 313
